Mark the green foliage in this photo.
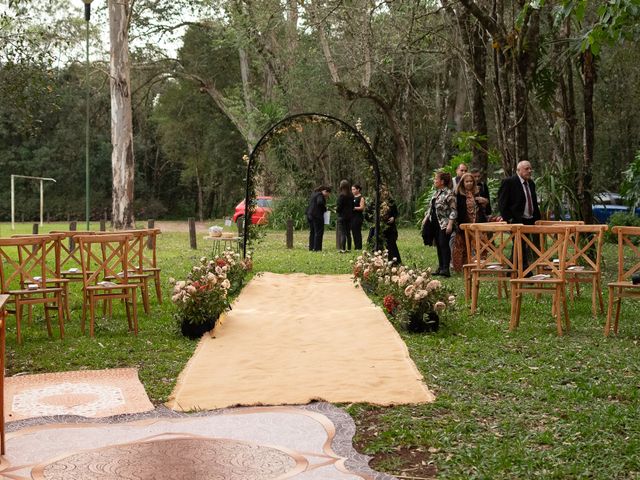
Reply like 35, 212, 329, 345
268, 196, 309, 230
621, 150, 640, 209
536, 163, 580, 220
606, 212, 640, 244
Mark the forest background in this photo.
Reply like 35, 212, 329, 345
1, 0, 639, 225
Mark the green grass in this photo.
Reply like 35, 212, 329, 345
3, 221, 640, 478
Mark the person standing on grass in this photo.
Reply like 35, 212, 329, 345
422, 171, 457, 277
498, 160, 541, 270
306, 185, 331, 251
470, 167, 492, 222
351, 184, 365, 250
452, 173, 480, 272
336, 179, 354, 253
382, 195, 401, 264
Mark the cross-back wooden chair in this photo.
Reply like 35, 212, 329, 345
76, 234, 138, 337
50, 230, 97, 283
509, 225, 572, 336
604, 226, 640, 336
468, 223, 519, 314
564, 225, 608, 317
0, 293, 8, 455
0, 236, 65, 344
11, 233, 71, 323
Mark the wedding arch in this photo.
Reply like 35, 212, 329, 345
241, 113, 383, 257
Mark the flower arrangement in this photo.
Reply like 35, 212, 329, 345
352, 250, 455, 332
170, 251, 252, 338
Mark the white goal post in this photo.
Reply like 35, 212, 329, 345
10, 175, 57, 230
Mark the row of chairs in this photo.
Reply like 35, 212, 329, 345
459, 222, 640, 336
0, 229, 162, 343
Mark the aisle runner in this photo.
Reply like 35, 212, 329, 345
5, 368, 154, 421
167, 273, 434, 411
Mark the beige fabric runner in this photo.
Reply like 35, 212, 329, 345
167, 273, 434, 411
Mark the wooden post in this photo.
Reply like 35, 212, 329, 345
147, 219, 155, 249
32, 223, 38, 235
99, 219, 106, 231
188, 218, 197, 249
69, 221, 77, 251
286, 219, 294, 249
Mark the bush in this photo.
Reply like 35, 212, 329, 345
606, 212, 640, 244
268, 195, 309, 230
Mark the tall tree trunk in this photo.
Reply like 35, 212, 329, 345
579, 48, 596, 223
195, 164, 204, 222
109, 0, 135, 229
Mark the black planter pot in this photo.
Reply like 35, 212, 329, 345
407, 311, 440, 333
181, 317, 216, 339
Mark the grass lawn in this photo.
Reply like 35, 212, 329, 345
3, 221, 640, 479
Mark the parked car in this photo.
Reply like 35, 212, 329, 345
592, 192, 640, 223
232, 196, 274, 226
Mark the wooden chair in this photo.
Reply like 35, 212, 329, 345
0, 294, 8, 455
468, 223, 519, 314
0, 236, 65, 344
50, 230, 97, 284
604, 226, 640, 336
564, 225, 608, 317
509, 225, 572, 336
76, 234, 139, 337
11, 233, 72, 323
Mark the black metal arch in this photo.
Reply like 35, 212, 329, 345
242, 112, 382, 257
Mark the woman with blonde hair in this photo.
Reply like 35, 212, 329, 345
452, 172, 481, 272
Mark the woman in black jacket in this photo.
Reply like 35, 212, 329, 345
306, 185, 331, 251
336, 179, 354, 252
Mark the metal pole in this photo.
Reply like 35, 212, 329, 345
10, 175, 15, 230
40, 179, 44, 226
85, 2, 91, 230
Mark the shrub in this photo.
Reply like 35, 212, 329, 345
607, 212, 640, 244
268, 195, 309, 230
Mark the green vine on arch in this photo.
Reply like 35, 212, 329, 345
241, 113, 385, 257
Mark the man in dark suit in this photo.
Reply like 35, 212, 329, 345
498, 160, 541, 225
498, 160, 541, 271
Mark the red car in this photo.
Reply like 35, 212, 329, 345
232, 196, 273, 225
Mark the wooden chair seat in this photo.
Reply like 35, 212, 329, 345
607, 281, 640, 289
8, 286, 63, 296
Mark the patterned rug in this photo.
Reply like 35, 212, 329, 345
3, 403, 398, 480
4, 368, 154, 421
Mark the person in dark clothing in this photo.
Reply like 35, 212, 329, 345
498, 160, 541, 270
306, 185, 331, 251
383, 197, 401, 264
351, 184, 365, 250
421, 171, 456, 277
336, 179, 354, 252
498, 161, 541, 224
470, 167, 492, 222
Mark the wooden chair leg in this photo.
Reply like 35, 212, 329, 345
555, 287, 564, 336
471, 274, 479, 314
614, 292, 622, 335
89, 292, 96, 337
153, 271, 162, 303
464, 270, 470, 303
597, 277, 605, 314
605, 286, 614, 336
63, 284, 71, 322
43, 299, 53, 338
509, 285, 518, 331
132, 289, 138, 335
591, 277, 598, 318
125, 291, 133, 331
515, 290, 523, 328
28, 304, 33, 325
81, 293, 87, 334
57, 291, 64, 339
141, 279, 150, 314
562, 288, 570, 333
16, 300, 23, 345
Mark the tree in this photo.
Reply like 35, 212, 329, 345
109, 0, 135, 229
